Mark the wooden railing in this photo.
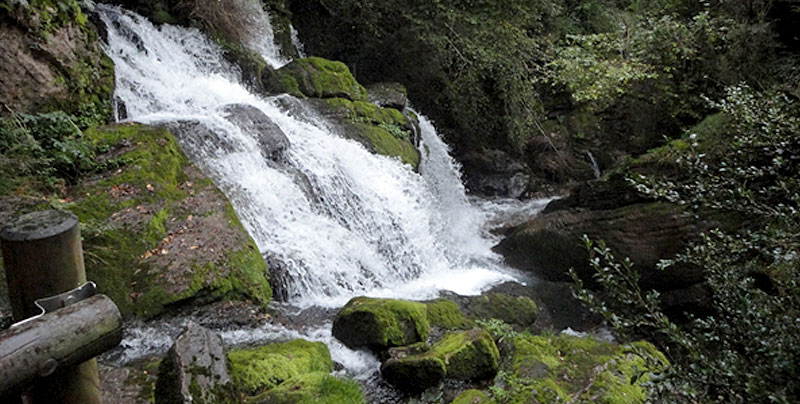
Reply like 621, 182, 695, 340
0, 210, 122, 404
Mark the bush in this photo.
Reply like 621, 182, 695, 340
573, 86, 800, 403
0, 111, 106, 194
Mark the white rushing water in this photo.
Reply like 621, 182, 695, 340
99, 4, 517, 311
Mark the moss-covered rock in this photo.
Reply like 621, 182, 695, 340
249, 371, 366, 404
67, 124, 270, 318
426, 299, 474, 330
463, 293, 537, 328
380, 328, 500, 393
496, 334, 668, 404
451, 389, 491, 404
332, 297, 429, 352
321, 97, 420, 169
228, 339, 333, 396
274, 57, 367, 101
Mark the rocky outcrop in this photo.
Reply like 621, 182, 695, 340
494, 175, 718, 314
155, 323, 230, 404
460, 149, 532, 198
366, 82, 408, 110
273, 57, 367, 101
332, 297, 429, 352
0, 1, 114, 121
380, 328, 500, 393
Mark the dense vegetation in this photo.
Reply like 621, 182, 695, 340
287, 0, 800, 402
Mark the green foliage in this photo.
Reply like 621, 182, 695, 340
490, 333, 667, 404
576, 86, 800, 403
1, 0, 88, 36
0, 111, 107, 195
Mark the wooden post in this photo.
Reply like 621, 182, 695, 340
0, 210, 102, 404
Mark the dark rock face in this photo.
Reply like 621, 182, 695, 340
366, 82, 408, 110
496, 201, 699, 288
155, 323, 230, 404
494, 176, 717, 314
221, 104, 291, 161
0, 3, 114, 117
460, 149, 531, 198
265, 255, 292, 302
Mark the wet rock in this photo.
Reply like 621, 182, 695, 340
155, 323, 230, 404
495, 201, 699, 289
221, 104, 291, 161
367, 82, 408, 110
332, 297, 429, 352
265, 255, 293, 302
460, 149, 531, 198
380, 328, 499, 393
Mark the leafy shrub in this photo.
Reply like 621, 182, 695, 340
0, 111, 106, 194
573, 86, 800, 403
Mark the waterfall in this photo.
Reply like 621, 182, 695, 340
97, 5, 516, 311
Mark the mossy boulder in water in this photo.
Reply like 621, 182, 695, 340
495, 334, 668, 403
227, 339, 334, 396
332, 297, 429, 351
380, 328, 500, 393
248, 371, 366, 404
274, 57, 367, 101
426, 298, 474, 330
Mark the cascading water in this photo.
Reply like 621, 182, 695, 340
99, 4, 515, 311
97, 5, 545, 387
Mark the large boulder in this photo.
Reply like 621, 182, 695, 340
273, 57, 368, 101
155, 323, 230, 404
451, 389, 491, 404
460, 149, 531, 198
332, 297, 429, 352
380, 328, 500, 393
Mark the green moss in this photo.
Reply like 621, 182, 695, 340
451, 389, 490, 404
66, 124, 270, 318
465, 293, 538, 328
275, 57, 367, 101
228, 339, 333, 395
250, 372, 366, 404
498, 334, 669, 404
425, 299, 473, 330
355, 123, 420, 168
433, 329, 500, 380
380, 328, 499, 392
332, 297, 429, 350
